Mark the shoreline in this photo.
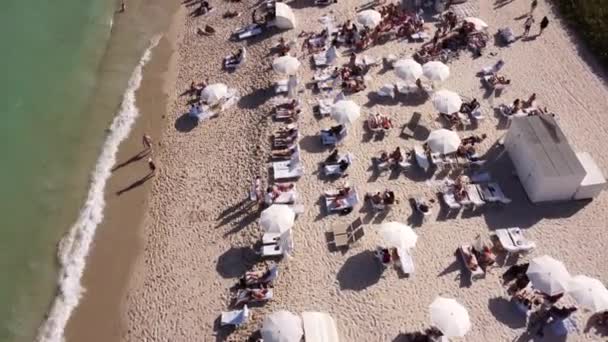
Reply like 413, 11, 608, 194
62, 5, 182, 342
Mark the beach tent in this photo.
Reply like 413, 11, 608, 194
568, 275, 608, 313
429, 297, 471, 337
527, 255, 571, 296
302, 312, 340, 342
504, 115, 605, 203
274, 3, 296, 30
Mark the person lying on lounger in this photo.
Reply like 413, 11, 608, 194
390, 147, 403, 163
271, 146, 297, 158
325, 149, 339, 164
461, 134, 486, 146
225, 47, 245, 65
460, 98, 480, 114
276, 98, 299, 110
488, 74, 511, 87
475, 246, 496, 268
462, 247, 480, 271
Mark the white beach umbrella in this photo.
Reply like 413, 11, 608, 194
430, 297, 471, 337
426, 129, 461, 154
379, 222, 418, 249
527, 255, 571, 296
423, 61, 450, 82
432, 89, 462, 114
260, 205, 295, 234
200, 83, 228, 105
273, 56, 301, 75
356, 10, 382, 28
261, 310, 303, 342
330, 100, 360, 125
464, 17, 489, 31
394, 58, 423, 81
567, 275, 608, 313
274, 2, 297, 29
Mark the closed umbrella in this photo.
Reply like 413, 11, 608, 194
331, 100, 360, 125
464, 17, 488, 31
423, 61, 450, 82
379, 222, 418, 249
261, 311, 303, 342
200, 83, 228, 105
260, 205, 295, 234
568, 275, 608, 313
273, 56, 301, 75
356, 10, 382, 28
394, 59, 423, 81
432, 90, 462, 114
427, 129, 461, 154
430, 297, 471, 337
527, 255, 571, 296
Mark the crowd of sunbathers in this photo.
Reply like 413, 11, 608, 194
503, 93, 555, 117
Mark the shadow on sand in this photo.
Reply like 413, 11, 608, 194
337, 250, 382, 291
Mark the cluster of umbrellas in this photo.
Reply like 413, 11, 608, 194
394, 59, 450, 83
526, 255, 608, 313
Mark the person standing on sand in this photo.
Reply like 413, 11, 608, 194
539, 16, 549, 35
142, 133, 153, 152
523, 16, 534, 37
119, 1, 126, 13
147, 157, 157, 174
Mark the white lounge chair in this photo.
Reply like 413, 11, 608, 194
478, 182, 511, 204
458, 244, 484, 280
275, 79, 289, 94
324, 190, 359, 213
221, 305, 250, 326
495, 227, 536, 260
465, 184, 486, 208
234, 24, 263, 40
272, 159, 304, 180
317, 98, 333, 116
320, 126, 347, 145
224, 48, 247, 69
323, 153, 353, 176
397, 248, 415, 275
410, 31, 430, 41
234, 289, 274, 306
441, 191, 461, 211
261, 243, 283, 257
377, 84, 395, 98
480, 60, 505, 75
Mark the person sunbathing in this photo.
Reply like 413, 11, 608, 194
461, 134, 486, 146
272, 146, 297, 158
463, 248, 479, 271
328, 124, 344, 137
382, 190, 395, 205
477, 246, 496, 267
276, 37, 291, 56
273, 126, 298, 139
380, 116, 393, 129
489, 74, 511, 86
460, 98, 480, 114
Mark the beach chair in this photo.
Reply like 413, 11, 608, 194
458, 245, 484, 280
413, 145, 430, 171
401, 112, 422, 139
313, 47, 338, 67
233, 24, 263, 41
331, 217, 364, 248
221, 305, 250, 326
465, 184, 486, 208
272, 159, 304, 180
494, 228, 536, 261
478, 182, 512, 204
320, 126, 347, 145
273, 109, 298, 122
224, 48, 247, 70
316, 98, 333, 116
323, 153, 353, 176
441, 191, 461, 211
397, 248, 415, 275
377, 84, 395, 98
324, 189, 359, 214
234, 289, 274, 307
243, 264, 279, 286
275, 79, 289, 94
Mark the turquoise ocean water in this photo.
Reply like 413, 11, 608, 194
0, 1, 174, 341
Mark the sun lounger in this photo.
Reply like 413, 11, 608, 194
331, 217, 363, 248
397, 248, 415, 275
395, 82, 418, 95
272, 159, 304, 180
261, 243, 283, 257
478, 182, 511, 204
321, 126, 347, 145
481, 60, 505, 75
243, 264, 279, 286
234, 289, 274, 306
324, 190, 359, 213
273, 109, 298, 122
323, 153, 353, 176
458, 245, 484, 280
441, 191, 461, 211
234, 24, 263, 40
313, 47, 338, 67
221, 305, 250, 326
355, 55, 378, 68
401, 112, 422, 139
275, 79, 289, 94
377, 84, 395, 98
465, 184, 486, 207
317, 98, 333, 116
262, 232, 281, 245
495, 228, 536, 259
413, 145, 430, 171
224, 48, 247, 69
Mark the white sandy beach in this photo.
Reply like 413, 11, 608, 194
123, 0, 608, 341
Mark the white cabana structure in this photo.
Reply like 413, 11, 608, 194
302, 312, 340, 342
273, 3, 296, 29
504, 115, 606, 203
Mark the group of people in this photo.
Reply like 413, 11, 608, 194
368, 114, 393, 130
378, 146, 407, 165
461, 243, 496, 273
365, 189, 396, 208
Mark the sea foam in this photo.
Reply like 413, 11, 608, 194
36, 35, 161, 342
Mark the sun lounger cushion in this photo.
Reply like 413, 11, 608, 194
221, 305, 250, 326
273, 160, 304, 180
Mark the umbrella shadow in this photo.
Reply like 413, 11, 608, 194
216, 246, 258, 279
488, 297, 527, 329
337, 250, 383, 291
